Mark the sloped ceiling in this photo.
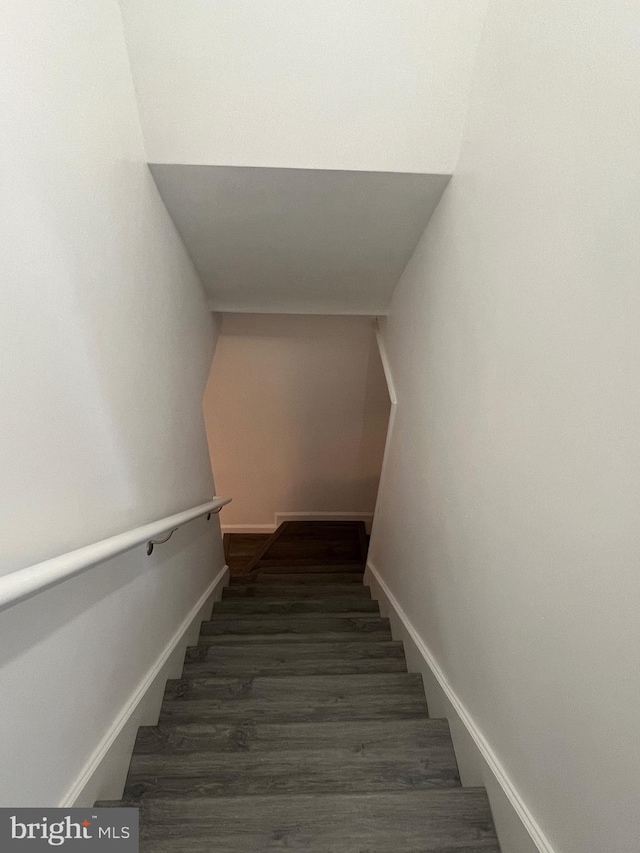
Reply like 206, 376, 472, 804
150, 165, 449, 315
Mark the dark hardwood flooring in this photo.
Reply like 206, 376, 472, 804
223, 533, 270, 575
225, 520, 369, 575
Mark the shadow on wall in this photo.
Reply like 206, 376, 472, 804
202, 314, 391, 530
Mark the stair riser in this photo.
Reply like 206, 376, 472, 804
214, 597, 379, 614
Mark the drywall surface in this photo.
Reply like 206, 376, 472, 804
370, 2, 640, 852
365, 565, 540, 853
203, 314, 390, 529
0, 517, 223, 806
0, 0, 223, 806
0, 0, 217, 574
120, 0, 487, 172
150, 165, 450, 315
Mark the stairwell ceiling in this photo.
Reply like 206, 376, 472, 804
150, 165, 449, 315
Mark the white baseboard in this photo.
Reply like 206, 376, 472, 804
365, 560, 554, 853
61, 564, 229, 807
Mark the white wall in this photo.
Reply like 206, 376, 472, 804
204, 314, 390, 530
0, 520, 224, 807
0, 0, 222, 805
0, 0, 216, 574
370, 2, 640, 852
119, 0, 487, 173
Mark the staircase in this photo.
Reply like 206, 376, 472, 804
98, 565, 500, 851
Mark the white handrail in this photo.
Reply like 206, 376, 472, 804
0, 497, 231, 613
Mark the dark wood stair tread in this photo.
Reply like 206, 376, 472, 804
164, 671, 424, 699
124, 742, 460, 799
160, 672, 427, 724
200, 613, 390, 641
222, 582, 372, 599
183, 639, 407, 676
98, 789, 499, 852
128, 718, 460, 797
133, 717, 454, 755
213, 595, 379, 614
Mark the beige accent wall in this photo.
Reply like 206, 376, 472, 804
203, 314, 390, 530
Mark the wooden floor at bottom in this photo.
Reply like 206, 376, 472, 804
225, 520, 369, 574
